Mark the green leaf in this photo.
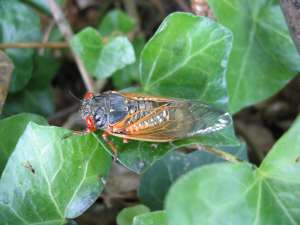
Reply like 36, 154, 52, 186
0, 0, 41, 92
207, 0, 300, 112
117, 204, 150, 225
0, 123, 112, 224
92, 133, 173, 174
29, 52, 60, 88
93, 123, 239, 174
113, 37, 145, 89
21, 0, 65, 15
71, 27, 135, 79
139, 143, 247, 210
133, 211, 167, 225
0, 113, 47, 174
99, 9, 136, 36
166, 115, 300, 225
140, 12, 232, 108
103, 13, 238, 174
3, 86, 55, 117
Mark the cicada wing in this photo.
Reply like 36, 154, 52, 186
177, 100, 232, 137
120, 100, 231, 141
119, 92, 172, 102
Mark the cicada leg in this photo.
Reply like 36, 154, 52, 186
62, 129, 89, 139
102, 131, 119, 161
123, 138, 129, 144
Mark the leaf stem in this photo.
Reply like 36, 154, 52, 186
0, 42, 68, 49
46, 0, 94, 92
197, 144, 242, 163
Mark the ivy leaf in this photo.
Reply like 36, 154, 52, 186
139, 143, 247, 210
92, 13, 238, 174
207, 0, 300, 112
133, 211, 167, 225
0, 123, 112, 224
113, 37, 145, 89
0, 113, 47, 174
99, 9, 136, 36
71, 27, 135, 79
140, 12, 232, 108
29, 51, 60, 88
3, 86, 55, 117
21, 0, 65, 15
166, 115, 300, 225
117, 204, 150, 225
93, 124, 239, 174
0, 0, 41, 92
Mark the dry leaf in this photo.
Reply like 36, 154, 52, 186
0, 50, 14, 114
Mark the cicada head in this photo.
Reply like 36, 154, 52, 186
80, 91, 128, 131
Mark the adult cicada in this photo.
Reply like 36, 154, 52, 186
80, 91, 231, 152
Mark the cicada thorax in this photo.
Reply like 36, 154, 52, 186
111, 97, 166, 132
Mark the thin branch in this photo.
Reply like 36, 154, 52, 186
174, 0, 191, 12
0, 42, 68, 49
48, 104, 79, 123
280, 0, 300, 54
39, 19, 56, 54
197, 144, 242, 163
123, 0, 141, 31
47, 0, 94, 92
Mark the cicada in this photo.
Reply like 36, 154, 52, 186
80, 91, 231, 152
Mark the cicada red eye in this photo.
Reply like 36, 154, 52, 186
84, 91, 94, 100
86, 115, 96, 132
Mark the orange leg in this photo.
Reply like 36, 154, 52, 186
102, 131, 119, 161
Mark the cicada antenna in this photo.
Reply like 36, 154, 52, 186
68, 89, 82, 102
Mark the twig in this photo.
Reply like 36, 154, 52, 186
39, 19, 56, 55
197, 144, 242, 163
174, 0, 191, 12
123, 0, 140, 31
150, 0, 165, 18
48, 103, 79, 123
280, 0, 300, 53
47, 0, 94, 92
0, 42, 68, 49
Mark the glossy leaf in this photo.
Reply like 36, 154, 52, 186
3, 86, 55, 117
29, 52, 60, 88
22, 0, 65, 15
102, 13, 238, 174
133, 211, 167, 225
0, 51, 14, 114
93, 123, 239, 174
207, 0, 300, 112
92, 133, 173, 174
117, 204, 150, 225
166, 115, 300, 225
140, 12, 232, 108
113, 37, 145, 89
0, 123, 112, 224
99, 9, 136, 36
139, 143, 247, 210
71, 27, 135, 79
0, 0, 41, 92
0, 113, 47, 174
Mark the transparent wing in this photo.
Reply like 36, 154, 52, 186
115, 100, 231, 141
